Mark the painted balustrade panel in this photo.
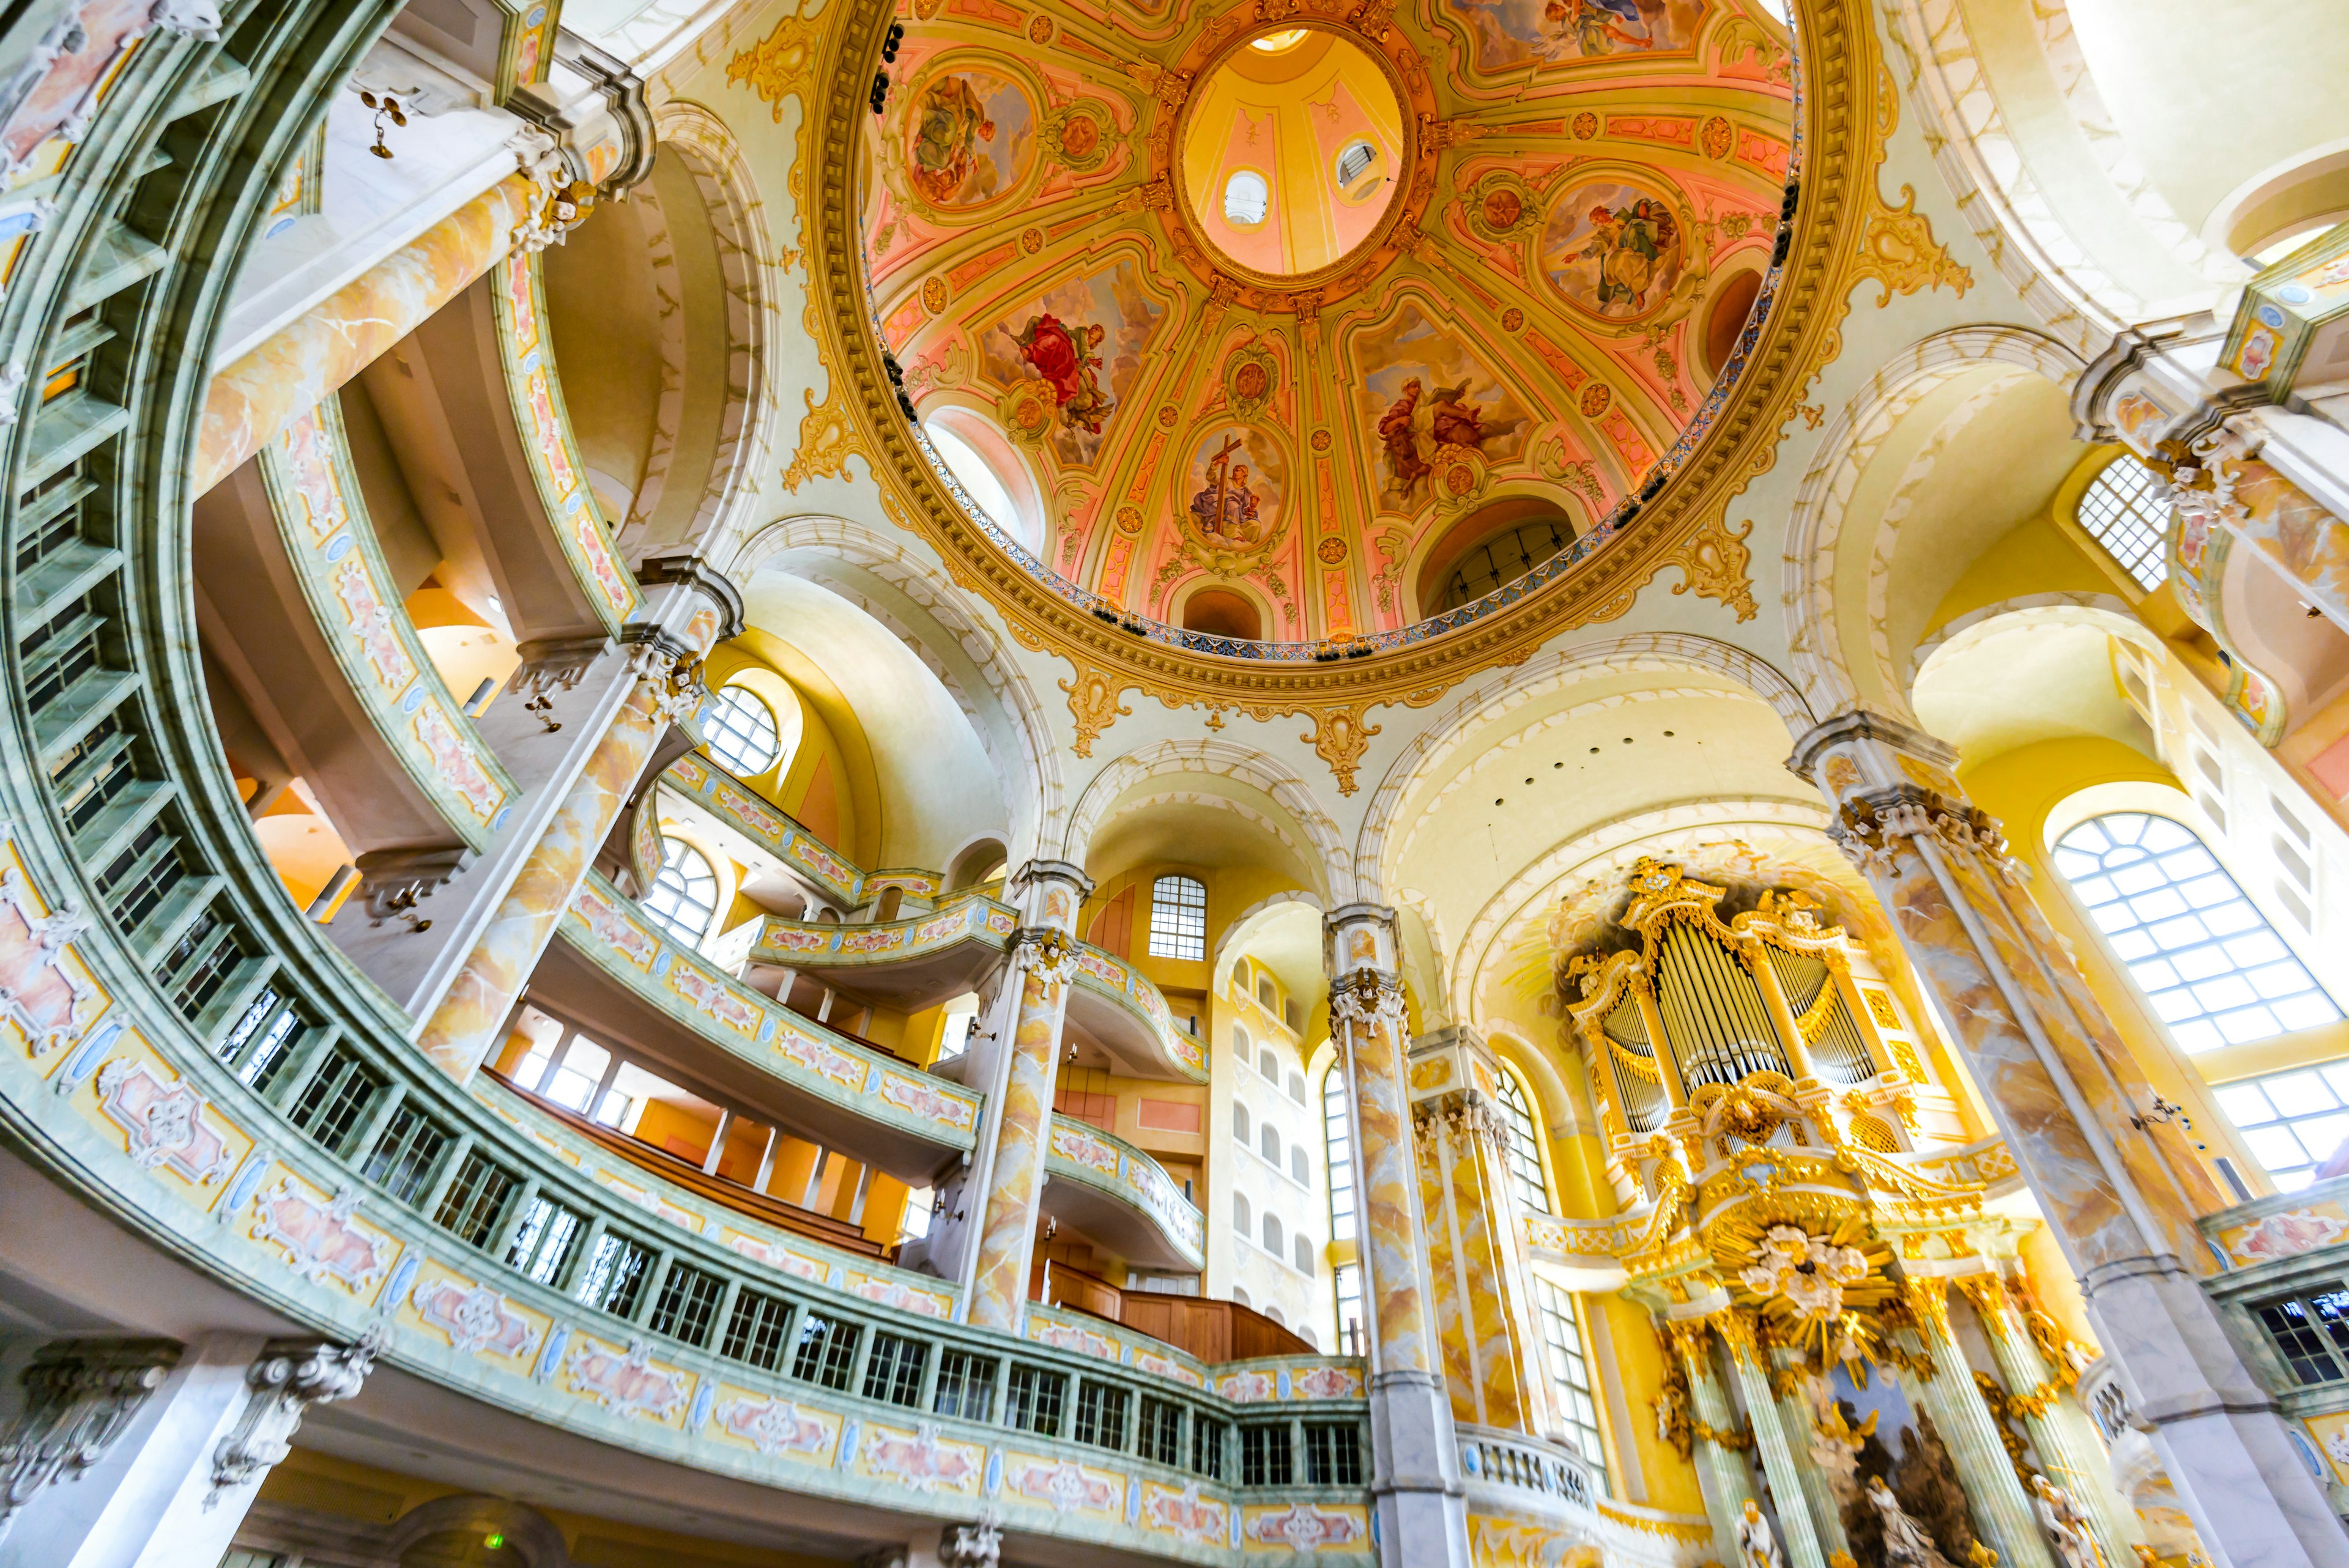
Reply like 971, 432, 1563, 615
491, 250, 640, 632
1045, 1112, 1206, 1266
563, 874, 981, 1150
751, 890, 1017, 966
261, 400, 518, 846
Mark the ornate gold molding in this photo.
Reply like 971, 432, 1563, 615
1666, 513, 1758, 620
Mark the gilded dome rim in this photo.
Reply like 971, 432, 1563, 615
816, 0, 1876, 708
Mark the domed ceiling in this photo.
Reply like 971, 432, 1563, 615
865, 0, 1796, 647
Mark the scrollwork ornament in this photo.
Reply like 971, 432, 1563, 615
207, 1331, 381, 1506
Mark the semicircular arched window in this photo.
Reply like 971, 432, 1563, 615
644, 840, 720, 947
2054, 811, 2340, 1050
702, 684, 782, 777
1495, 1064, 1552, 1213
1433, 514, 1576, 613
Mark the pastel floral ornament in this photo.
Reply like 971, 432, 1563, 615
1741, 1224, 1869, 1320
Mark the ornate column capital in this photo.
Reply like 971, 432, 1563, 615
1952, 1271, 2013, 1337
1896, 1273, 1954, 1338
1786, 706, 1958, 786
0, 1338, 181, 1527
1009, 927, 1078, 990
208, 1333, 380, 1506
1009, 859, 1093, 932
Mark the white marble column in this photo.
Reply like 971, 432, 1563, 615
1715, 1314, 1829, 1568
1327, 901, 1470, 1568
1665, 1318, 1761, 1556
0, 1332, 375, 1568
1792, 709, 2349, 1568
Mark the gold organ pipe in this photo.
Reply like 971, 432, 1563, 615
1630, 977, 1688, 1114
1828, 960, 1896, 1078
1744, 939, 1820, 1084
1655, 923, 1785, 1089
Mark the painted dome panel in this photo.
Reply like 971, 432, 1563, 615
863, 0, 1798, 648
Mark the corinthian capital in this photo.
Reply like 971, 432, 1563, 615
1329, 967, 1405, 1032
1012, 927, 1078, 988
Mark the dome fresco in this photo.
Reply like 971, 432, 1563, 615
866, 0, 1798, 649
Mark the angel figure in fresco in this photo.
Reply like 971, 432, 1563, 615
1377, 378, 1432, 496
909, 75, 996, 204
1188, 435, 1263, 543
1566, 197, 1679, 312
1543, 0, 1653, 54
1015, 313, 1115, 435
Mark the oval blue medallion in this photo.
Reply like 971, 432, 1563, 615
323, 532, 354, 561
400, 683, 426, 714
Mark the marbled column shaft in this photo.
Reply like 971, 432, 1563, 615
1416, 1100, 1538, 1432
196, 173, 538, 495
1674, 1323, 1760, 1555
1900, 1282, 2057, 1568
415, 661, 666, 1082
1969, 1283, 2139, 1563
965, 955, 1071, 1333
1346, 997, 1431, 1376
1768, 1350, 1852, 1562
1718, 1319, 1828, 1568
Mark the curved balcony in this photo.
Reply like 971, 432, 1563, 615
661, 751, 939, 911
1042, 1114, 1206, 1273
1066, 941, 1211, 1084
745, 892, 1018, 1010
537, 874, 981, 1182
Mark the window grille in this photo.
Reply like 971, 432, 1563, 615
643, 840, 719, 947
792, 1314, 862, 1391
2212, 1060, 2349, 1189
934, 1351, 998, 1421
1006, 1365, 1066, 1435
576, 1232, 654, 1319
2075, 456, 2170, 590
1074, 1379, 1130, 1449
1323, 1069, 1357, 1243
702, 685, 783, 775
1496, 1067, 1551, 1213
1305, 1422, 1363, 1485
864, 1332, 929, 1407
1192, 1416, 1227, 1478
648, 1262, 726, 1347
433, 1150, 518, 1248
2251, 1289, 2349, 1386
722, 1288, 795, 1370
1337, 141, 1376, 185
287, 1051, 381, 1154
1138, 1397, 1182, 1465
1148, 875, 1207, 960
2054, 812, 2339, 1052
1535, 1278, 1608, 1490
1240, 1423, 1293, 1485
360, 1102, 448, 1204
504, 1196, 586, 1285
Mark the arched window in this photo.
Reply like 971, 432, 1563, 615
644, 840, 719, 947
1231, 959, 1249, 994
927, 423, 1022, 535
1322, 1068, 1356, 1243
1293, 1235, 1315, 1275
2075, 456, 2170, 591
1233, 1284, 1252, 1309
1232, 1101, 1251, 1145
1262, 1213, 1283, 1256
1290, 1147, 1309, 1186
1260, 1046, 1280, 1080
1256, 975, 1277, 1013
702, 684, 782, 776
1148, 875, 1207, 960
1265, 1304, 1285, 1327
1233, 1192, 1252, 1235
2054, 812, 2340, 1050
1259, 1124, 1280, 1165
1335, 139, 1376, 188
1496, 1064, 1553, 1213
1287, 1071, 1307, 1104
1232, 1024, 1252, 1064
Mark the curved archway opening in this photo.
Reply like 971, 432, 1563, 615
1182, 587, 1263, 640
1414, 497, 1578, 618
